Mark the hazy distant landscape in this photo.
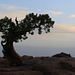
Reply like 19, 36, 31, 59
15, 46, 75, 57
0, 44, 75, 57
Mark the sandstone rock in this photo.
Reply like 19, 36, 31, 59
36, 57, 50, 60
50, 69, 75, 75
60, 61, 74, 72
0, 66, 32, 72
0, 58, 10, 66
0, 71, 44, 75
31, 56, 75, 75
22, 55, 33, 60
52, 52, 71, 58
0, 53, 75, 75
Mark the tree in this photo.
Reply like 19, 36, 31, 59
0, 13, 54, 65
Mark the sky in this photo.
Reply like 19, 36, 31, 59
0, 0, 75, 57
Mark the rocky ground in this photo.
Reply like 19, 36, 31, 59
0, 52, 75, 75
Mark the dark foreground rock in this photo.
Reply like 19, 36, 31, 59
0, 58, 10, 66
0, 66, 43, 75
0, 66, 32, 72
0, 71, 44, 75
50, 69, 75, 75
0, 52, 75, 75
22, 52, 75, 75
52, 52, 71, 57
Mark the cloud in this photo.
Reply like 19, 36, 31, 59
48, 11, 63, 15
5, 6, 15, 10
29, 34, 55, 40
28, 23, 75, 40
0, 4, 7, 7
0, 3, 16, 10
0, 3, 31, 20
0, 3, 29, 10
0, 11, 32, 20
69, 15, 75, 18
37, 9, 41, 12
54, 24, 75, 33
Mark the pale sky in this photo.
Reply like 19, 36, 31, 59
0, 0, 75, 56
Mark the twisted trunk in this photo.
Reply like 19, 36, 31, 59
1, 41, 23, 65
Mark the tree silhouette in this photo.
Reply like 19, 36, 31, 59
0, 13, 54, 65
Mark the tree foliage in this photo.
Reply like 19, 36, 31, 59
0, 13, 54, 43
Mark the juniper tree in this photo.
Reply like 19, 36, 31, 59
0, 13, 54, 65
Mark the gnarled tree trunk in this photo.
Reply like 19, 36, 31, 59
1, 41, 23, 66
